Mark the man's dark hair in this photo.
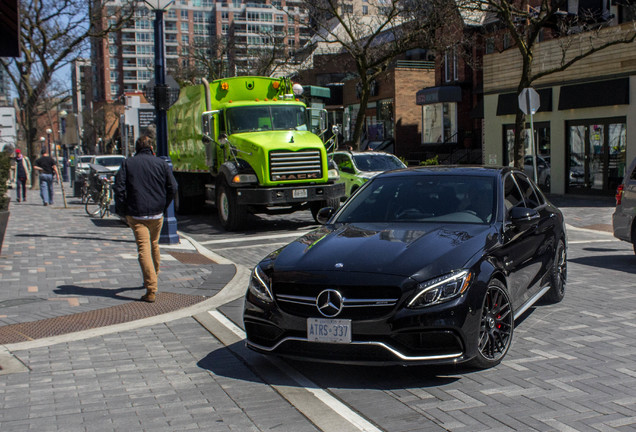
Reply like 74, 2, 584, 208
135, 135, 153, 153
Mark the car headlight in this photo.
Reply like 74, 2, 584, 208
407, 270, 472, 308
248, 265, 273, 303
327, 168, 340, 181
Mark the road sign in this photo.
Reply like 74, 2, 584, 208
518, 87, 540, 115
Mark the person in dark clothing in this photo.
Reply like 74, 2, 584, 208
34, 148, 60, 206
114, 136, 177, 303
13, 149, 31, 202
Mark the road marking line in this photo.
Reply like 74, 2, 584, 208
199, 231, 312, 245
213, 242, 290, 251
568, 239, 622, 244
208, 310, 382, 432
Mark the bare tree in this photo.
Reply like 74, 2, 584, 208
0, 0, 135, 174
296, 0, 445, 147
454, 0, 636, 168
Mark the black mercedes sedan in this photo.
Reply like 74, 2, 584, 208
243, 166, 567, 368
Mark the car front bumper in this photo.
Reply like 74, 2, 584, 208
243, 273, 485, 366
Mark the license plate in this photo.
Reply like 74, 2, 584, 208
293, 189, 308, 199
307, 318, 351, 343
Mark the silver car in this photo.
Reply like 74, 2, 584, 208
613, 157, 636, 255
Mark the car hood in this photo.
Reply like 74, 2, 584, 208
268, 223, 498, 280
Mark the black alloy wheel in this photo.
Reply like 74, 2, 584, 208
545, 239, 567, 303
470, 279, 514, 369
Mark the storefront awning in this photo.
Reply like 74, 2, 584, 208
558, 78, 629, 110
303, 85, 331, 99
496, 88, 552, 115
416, 86, 462, 105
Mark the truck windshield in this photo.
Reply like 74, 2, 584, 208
226, 105, 308, 134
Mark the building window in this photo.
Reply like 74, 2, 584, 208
181, 34, 189, 44
222, 11, 229, 21
109, 58, 118, 69
421, 103, 457, 144
194, 11, 206, 22
485, 38, 495, 54
136, 33, 152, 43
181, 22, 189, 32
181, 9, 189, 19
167, 9, 177, 18
444, 49, 458, 83
110, 84, 120, 97
362, 5, 368, 14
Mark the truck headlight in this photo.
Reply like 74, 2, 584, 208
232, 174, 258, 184
327, 168, 340, 181
407, 271, 472, 308
248, 266, 274, 303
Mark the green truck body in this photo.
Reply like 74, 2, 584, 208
167, 76, 343, 230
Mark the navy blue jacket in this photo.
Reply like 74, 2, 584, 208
113, 149, 177, 217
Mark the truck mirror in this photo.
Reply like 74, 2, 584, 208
201, 111, 215, 141
320, 110, 328, 134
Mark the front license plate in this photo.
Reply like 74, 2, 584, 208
307, 318, 352, 343
293, 189, 308, 199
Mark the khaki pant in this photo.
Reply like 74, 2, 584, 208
127, 216, 164, 293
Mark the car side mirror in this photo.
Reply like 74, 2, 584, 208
316, 207, 335, 225
509, 206, 540, 230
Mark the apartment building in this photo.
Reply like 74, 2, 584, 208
91, 0, 311, 104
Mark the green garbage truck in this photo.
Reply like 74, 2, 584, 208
167, 76, 344, 230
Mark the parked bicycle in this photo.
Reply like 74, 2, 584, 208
85, 170, 116, 218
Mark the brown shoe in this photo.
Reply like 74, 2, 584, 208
140, 293, 156, 303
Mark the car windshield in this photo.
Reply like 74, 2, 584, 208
96, 157, 124, 167
226, 105, 308, 133
78, 156, 93, 163
352, 154, 405, 172
335, 174, 495, 224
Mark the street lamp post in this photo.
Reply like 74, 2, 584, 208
144, 0, 179, 245
60, 110, 69, 182
39, 136, 46, 153
45, 128, 53, 154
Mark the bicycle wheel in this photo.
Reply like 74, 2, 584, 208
99, 196, 110, 218
80, 182, 89, 204
85, 192, 101, 216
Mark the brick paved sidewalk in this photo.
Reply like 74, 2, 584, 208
0, 190, 235, 332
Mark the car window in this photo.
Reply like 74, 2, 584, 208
503, 174, 524, 211
336, 175, 494, 224
514, 173, 542, 209
97, 157, 125, 167
352, 154, 405, 172
334, 154, 354, 174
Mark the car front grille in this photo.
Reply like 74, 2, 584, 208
273, 283, 400, 319
269, 150, 323, 182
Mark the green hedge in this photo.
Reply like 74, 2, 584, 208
0, 149, 10, 211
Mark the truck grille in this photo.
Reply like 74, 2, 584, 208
269, 150, 323, 182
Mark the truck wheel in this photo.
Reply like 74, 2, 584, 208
310, 198, 340, 223
217, 180, 247, 231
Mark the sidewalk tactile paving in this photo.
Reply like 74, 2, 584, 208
0, 292, 206, 344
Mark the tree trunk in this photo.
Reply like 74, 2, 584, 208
350, 78, 371, 149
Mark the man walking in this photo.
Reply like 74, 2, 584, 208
13, 149, 31, 202
34, 148, 59, 206
114, 136, 177, 303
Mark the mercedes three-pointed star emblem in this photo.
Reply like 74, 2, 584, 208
316, 289, 344, 317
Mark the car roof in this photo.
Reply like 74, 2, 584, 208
377, 165, 516, 179
333, 151, 399, 157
